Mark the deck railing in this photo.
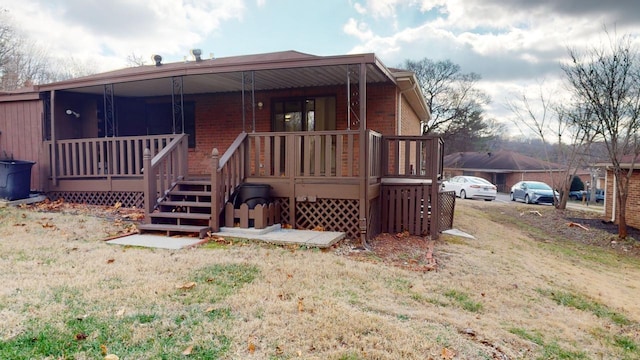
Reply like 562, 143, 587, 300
245, 130, 363, 178
142, 134, 189, 217
382, 135, 444, 180
45, 134, 178, 181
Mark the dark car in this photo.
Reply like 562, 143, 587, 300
569, 189, 604, 203
510, 181, 558, 204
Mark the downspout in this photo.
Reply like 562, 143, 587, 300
611, 171, 617, 223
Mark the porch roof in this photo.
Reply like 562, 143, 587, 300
35, 51, 392, 95
0, 50, 429, 121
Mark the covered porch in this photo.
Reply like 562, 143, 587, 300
34, 51, 451, 242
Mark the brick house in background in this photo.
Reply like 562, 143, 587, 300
443, 150, 591, 193
597, 156, 640, 230
0, 50, 453, 242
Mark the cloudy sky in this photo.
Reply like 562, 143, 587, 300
2, 0, 640, 134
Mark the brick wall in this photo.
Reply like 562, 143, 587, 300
400, 95, 421, 135
188, 83, 402, 175
604, 169, 640, 229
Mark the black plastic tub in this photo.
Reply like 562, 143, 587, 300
0, 160, 35, 201
233, 183, 272, 209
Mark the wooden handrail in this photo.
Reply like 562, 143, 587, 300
210, 132, 249, 232
143, 134, 188, 219
219, 132, 248, 168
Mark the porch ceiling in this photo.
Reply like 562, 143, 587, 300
62, 64, 391, 97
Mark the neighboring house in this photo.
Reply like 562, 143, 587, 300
0, 50, 450, 241
597, 156, 640, 230
443, 150, 590, 192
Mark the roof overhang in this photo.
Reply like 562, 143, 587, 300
0, 88, 41, 102
33, 51, 399, 97
393, 70, 430, 122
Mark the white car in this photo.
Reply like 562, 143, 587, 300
442, 176, 497, 201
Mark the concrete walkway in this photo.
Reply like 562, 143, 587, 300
106, 225, 345, 250
211, 224, 345, 248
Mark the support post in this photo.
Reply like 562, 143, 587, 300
429, 139, 440, 239
358, 62, 368, 248
50, 90, 58, 187
143, 148, 154, 223
210, 148, 220, 232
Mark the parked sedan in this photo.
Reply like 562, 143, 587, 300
510, 181, 558, 204
442, 176, 497, 201
569, 189, 605, 203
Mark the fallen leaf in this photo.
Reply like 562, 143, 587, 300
75, 333, 87, 341
182, 345, 193, 355
248, 341, 256, 354
100, 344, 108, 355
176, 282, 197, 290
21, 213, 26, 218
298, 297, 304, 313
106, 258, 115, 264
113, 202, 122, 210
441, 347, 455, 359
275, 345, 284, 355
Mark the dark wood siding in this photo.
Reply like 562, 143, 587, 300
0, 99, 44, 191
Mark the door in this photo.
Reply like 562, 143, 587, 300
272, 97, 336, 175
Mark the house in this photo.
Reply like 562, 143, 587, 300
598, 156, 640, 230
443, 150, 590, 192
0, 50, 452, 243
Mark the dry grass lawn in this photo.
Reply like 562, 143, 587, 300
0, 200, 639, 359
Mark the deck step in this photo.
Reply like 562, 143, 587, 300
160, 200, 212, 208
149, 212, 211, 220
168, 190, 212, 197
177, 179, 211, 186
137, 223, 210, 238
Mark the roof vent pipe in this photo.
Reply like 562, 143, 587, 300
152, 54, 162, 66
191, 49, 202, 62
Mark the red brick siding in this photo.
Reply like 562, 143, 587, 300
188, 83, 402, 175
604, 169, 640, 229
400, 95, 421, 135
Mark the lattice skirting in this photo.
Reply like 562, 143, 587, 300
47, 191, 144, 208
438, 191, 456, 231
295, 198, 360, 240
273, 197, 291, 226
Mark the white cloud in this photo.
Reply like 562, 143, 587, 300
343, 18, 375, 42
1, 0, 246, 70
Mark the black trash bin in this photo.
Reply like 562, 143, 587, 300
232, 183, 272, 209
0, 160, 35, 201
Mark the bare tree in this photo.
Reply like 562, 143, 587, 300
126, 52, 147, 67
507, 86, 597, 209
400, 58, 491, 137
562, 32, 640, 238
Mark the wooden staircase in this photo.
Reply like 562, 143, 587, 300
137, 179, 212, 238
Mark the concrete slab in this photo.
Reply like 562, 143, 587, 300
0, 194, 47, 207
442, 228, 476, 239
106, 234, 205, 250
212, 225, 345, 248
